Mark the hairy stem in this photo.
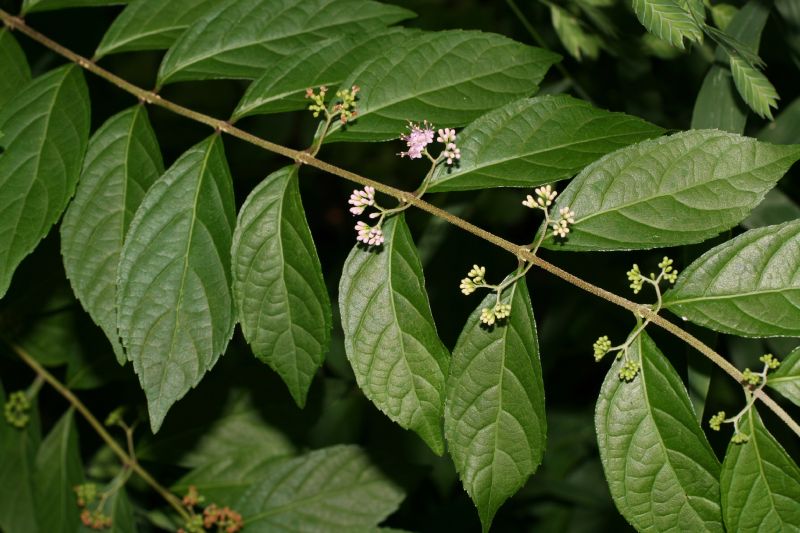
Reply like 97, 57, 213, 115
8, 343, 191, 523
1, 10, 798, 439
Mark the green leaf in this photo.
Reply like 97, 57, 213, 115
711, 4, 738, 31
729, 54, 779, 120
0, 30, 31, 108
116, 135, 236, 432
235, 446, 405, 532
541, 130, 800, 251
595, 331, 723, 532
444, 277, 546, 532
631, 0, 703, 50
662, 220, 800, 337
61, 106, 164, 365
0, 65, 90, 298
156, 0, 414, 85
95, 0, 219, 57
22, 0, 126, 14
232, 29, 410, 120
173, 451, 283, 505
691, 0, 771, 133
17, 286, 81, 367
339, 215, 449, 454
769, 346, 800, 407
0, 384, 41, 533
325, 30, 560, 142
34, 410, 83, 533
720, 408, 800, 530
427, 95, 664, 192
232, 166, 331, 407
759, 97, 800, 145
741, 189, 800, 229
136, 387, 295, 468
550, 5, 601, 61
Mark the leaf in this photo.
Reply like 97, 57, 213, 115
0, 384, 41, 533
729, 54, 779, 120
21, 0, 126, 14
720, 408, 800, 530
759, 96, 800, 145
0, 30, 31, 108
711, 4, 738, 31
741, 188, 800, 229
232, 29, 410, 119
339, 215, 449, 454
116, 135, 236, 432
541, 130, 800, 251
235, 446, 405, 532
595, 331, 723, 532
34, 410, 84, 533
173, 451, 284, 505
444, 277, 546, 532
662, 220, 800, 337
137, 387, 295, 468
95, 0, 219, 57
61, 106, 164, 365
769, 346, 800, 407
691, 0, 771, 133
550, 5, 601, 61
325, 30, 559, 142
16, 285, 81, 367
427, 95, 664, 192
156, 0, 414, 85
0, 65, 90, 298
232, 166, 331, 407
631, 0, 703, 50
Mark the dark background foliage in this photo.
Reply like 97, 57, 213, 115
1, 0, 798, 531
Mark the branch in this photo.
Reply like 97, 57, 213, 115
1, 10, 797, 439
8, 342, 191, 523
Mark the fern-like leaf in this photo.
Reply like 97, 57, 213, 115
632, 0, 703, 49
729, 54, 779, 119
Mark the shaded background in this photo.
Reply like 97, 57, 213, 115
1, 0, 799, 531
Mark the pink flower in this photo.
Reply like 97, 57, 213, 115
437, 128, 456, 144
443, 142, 460, 165
348, 186, 375, 215
399, 120, 435, 159
355, 221, 385, 246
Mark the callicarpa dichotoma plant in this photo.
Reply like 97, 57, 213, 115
0, 0, 799, 531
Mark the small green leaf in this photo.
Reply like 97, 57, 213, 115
662, 220, 800, 337
0, 30, 31, 108
61, 106, 164, 364
173, 451, 283, 505
116, 135, 236, 432
541, 130, 800, 251
444, 277, 546, 532
596, 331, 723, 531
325, 30, 560, 142
711, 4, 738, 30
235, 446, 405, 532
550, 5, 601, 61
428, 95, 663, 192
22, 0, 126, 14
95, 0, 219, 57
0, 384, 41, 533
0, 65, 90, 298
156, 0, 414, 85
767, 346, 800, 407
631, 0, 703, 50
720, 408, 800, 530
729, 54, 780, 120
34, 410, 84, 533
691, 0, 771, 133
339, 215, 449, 454
232, 29, 410, 119
232, 166, 331, 407
759, 96, 800, 145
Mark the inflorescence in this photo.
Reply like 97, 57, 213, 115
178, 485, 244, 533
3, 390, 31, 428
592, 256, 680, 382
708, 353, 781, 444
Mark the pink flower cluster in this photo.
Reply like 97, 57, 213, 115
399, 120, 435, 159
355, 220, 384, 246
